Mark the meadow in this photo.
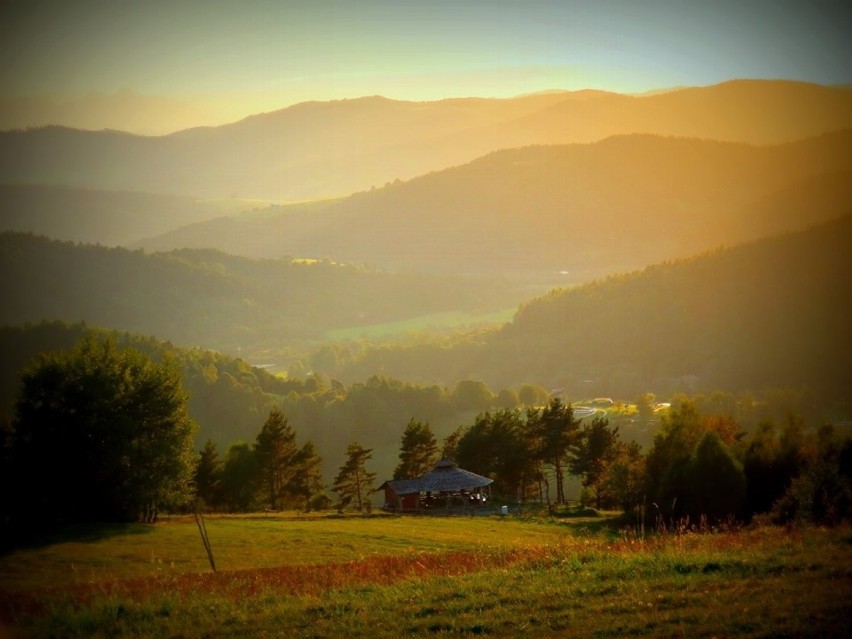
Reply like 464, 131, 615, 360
1, 513, 850, 637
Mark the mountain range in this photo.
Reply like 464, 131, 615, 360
2, 78, 851, 414
0, 185, 245, 246
136, 129, 852, 280
2, 80, 851, 202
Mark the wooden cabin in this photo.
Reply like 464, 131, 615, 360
379, 460, 493, 513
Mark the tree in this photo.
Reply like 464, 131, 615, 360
333, 442, 376, 512
685, 431, 747, 521
393, 418, 439, 479
495, 388, 520, 409
441, 425, 465, 462
456, 409, 537, 499
194, 440, 223, 510
635, 392, 656, 421
743, 420, 787, 515
11, 336, 196, 523
220, 441, 260, 512
602, 441, 646, 512
288, 441, 325, 512
571, 417, 620, 509
518, 383, 550, 407
770, 424, 852, 525
253, 408, 297, 510
527, 398, 580, 504
644, 401, 743, 518
452, 380, 494, 412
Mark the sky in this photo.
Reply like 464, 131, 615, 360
1, 0, 851, 133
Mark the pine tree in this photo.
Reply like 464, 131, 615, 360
528, 398, 580, 504
393, 419, 439, 479
254, 408, 297, 510
194, 439, 223, 510
441, 426, 465, 462
571, 417, 620, 509
333, 442, 376, 512
289, 441, 324, 512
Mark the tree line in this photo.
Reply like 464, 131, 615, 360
193, 410, 377, 515
0, 335, 383, 528
446, 399, 852, 526
0, 321, 556, 482
194, 394, 852, 527
2, 334, 850, 538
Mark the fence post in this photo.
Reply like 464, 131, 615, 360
194, 511, 216, 572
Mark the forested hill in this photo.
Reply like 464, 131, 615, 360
3, 80, 851, 202
0, 233, 511, 354
0, 322, 551, 482
0, 184, 251, 246
330, 215, 852, 404
138, 130, 852, 278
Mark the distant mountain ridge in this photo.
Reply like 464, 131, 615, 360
0, 185, 242, 246
136, 129, 852, 280
2, 80, 851, 202
0, 90, 217, 136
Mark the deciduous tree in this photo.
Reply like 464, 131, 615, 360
602, 441, 646, 511
220, 441, 259, 512
11, 336, 196, 523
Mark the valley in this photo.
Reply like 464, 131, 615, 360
4, 5, 852, 637
2, 79, 851, 448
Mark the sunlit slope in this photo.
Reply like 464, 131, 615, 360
333, 215, 852, 403
138, 130, 852, 278
3, 80, 851, 201
511, 80, 852, 145
0, 235, 510, 353
0, 93, 568, 201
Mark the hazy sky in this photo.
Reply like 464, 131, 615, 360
2, 0, 851, 129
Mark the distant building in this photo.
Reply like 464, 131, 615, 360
379, 460, 492, 513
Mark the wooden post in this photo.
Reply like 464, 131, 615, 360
194, 511, 216, 572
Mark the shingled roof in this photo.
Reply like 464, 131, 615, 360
381, 460, 492, 495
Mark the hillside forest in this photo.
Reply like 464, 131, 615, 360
1, 79, 851, 527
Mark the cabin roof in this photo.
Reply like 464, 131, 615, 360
380, 460, 492, 495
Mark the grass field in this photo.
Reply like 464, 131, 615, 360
323, 308, 516, 341
1, 513, 851, 637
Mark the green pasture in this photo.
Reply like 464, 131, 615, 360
0, 513, 571, 593
2, 515, 851, 638
324, 308, 515, 341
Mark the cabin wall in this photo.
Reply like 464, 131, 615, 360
383, 487, 401, 509
383, 487, 419, 510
